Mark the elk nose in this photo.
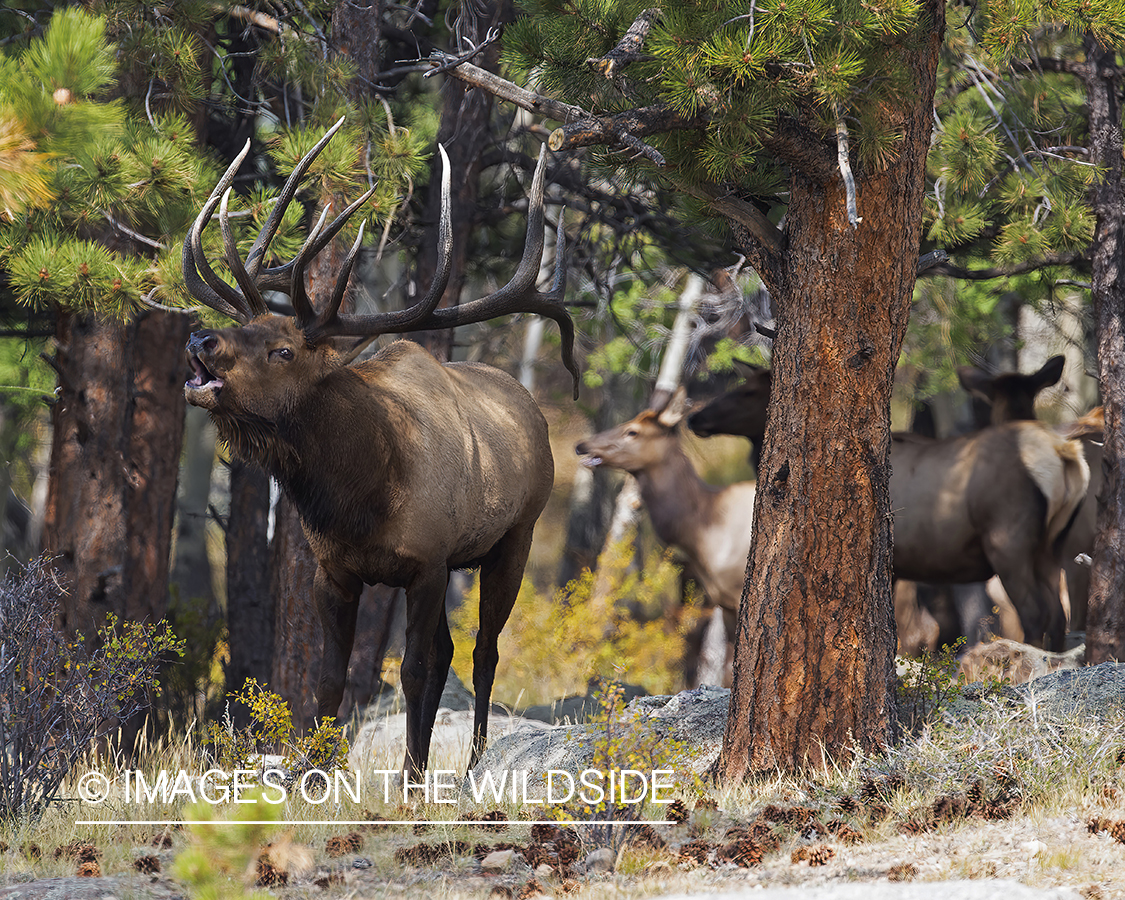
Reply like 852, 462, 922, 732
575, 440, 589, 455
187, 331, 218, 356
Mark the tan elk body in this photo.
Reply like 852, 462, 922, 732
687, 363, 1096, 650
575, 387, 755, 632
182, 120, 576, 777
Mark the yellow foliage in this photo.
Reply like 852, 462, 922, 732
0, 116, 54, 218
449, 534, 703, 706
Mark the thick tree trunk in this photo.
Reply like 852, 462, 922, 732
225, 458, 273, 713
413, 1, 512, 362
43, 310, 189, 634
172, 406, 216, 610
269, 494, 322, 732
716, 0, 943, 777
42, 309, 190, 744
1083, 37, 1125, 664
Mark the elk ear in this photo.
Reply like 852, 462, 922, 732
733, 359, 766, 380
1033, 355, 1065, 390
957, 365, 994, 402
657, 385, 690, 428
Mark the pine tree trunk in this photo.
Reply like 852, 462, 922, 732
413, 1, 512, 361
1083, 35, 1125, 664
225, 458, 273, 714
269, 494, 322, 732
44, 310, 189, 632
42, 309, 190, 741
172, 406, 216, 611
716, 0, 943, 777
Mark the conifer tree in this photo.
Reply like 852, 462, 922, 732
477, 0, 1125, 777
0, 3, 431, 732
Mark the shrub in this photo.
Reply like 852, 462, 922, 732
448, 534, 699, 706
0, 556, 184, 820
207, 677, 349, 781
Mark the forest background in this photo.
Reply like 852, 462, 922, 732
0, 0, 1122, 779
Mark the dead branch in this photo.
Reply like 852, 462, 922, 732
586, 8, 661, 78
426, 50, 587, 123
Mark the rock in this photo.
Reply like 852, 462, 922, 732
480, 849, 516, 873
1013, 660, 1125, 720
348, 668, 553, 772
958, 638, 1084, 684
584, 847, 617, 874
519, 681, 649, 724
468, 686, 729, 794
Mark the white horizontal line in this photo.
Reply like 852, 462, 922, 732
75, 819, 673, 827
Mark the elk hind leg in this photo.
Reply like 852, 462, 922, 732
469, 525, 534, 772
313, 566, 362, 720
401, 565, 452, 778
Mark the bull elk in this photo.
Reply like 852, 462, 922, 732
686, 364, 1097, 650
574, 387, 756, 643
182, 118, 577, 777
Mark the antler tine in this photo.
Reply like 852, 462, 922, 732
182, 138, 254, 323
288, 204, 332, 325
219, 188, 269, 318
307, 143, 454, 339
244, 115, 347, 280
259, 183, 378, 295
317, 220, 367, 329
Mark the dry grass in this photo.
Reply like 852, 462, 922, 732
1, 687, 1123, 898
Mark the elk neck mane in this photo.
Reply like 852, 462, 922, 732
210, 364, 410, 538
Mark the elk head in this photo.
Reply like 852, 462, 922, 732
576, 386, 690, 474
183, 117, 579, 440
687, 360, 771, 442
957, 355, 1064, 426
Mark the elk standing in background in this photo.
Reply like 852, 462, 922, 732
183, 119, 577, 777
575, 387, 756, 657
960, 355, 1102, 633
687, 364, 1094, 651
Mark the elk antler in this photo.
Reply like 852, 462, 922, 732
310, 146, 578, 397
183, 119, 579, 396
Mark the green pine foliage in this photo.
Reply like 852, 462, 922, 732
0, 9, 210, 318
505, 0, 924, 201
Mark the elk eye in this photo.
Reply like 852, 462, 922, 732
270, 347, 294, 362
625, 428, 639, 437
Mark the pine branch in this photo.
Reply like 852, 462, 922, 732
548, 105, 705, 166
426, 50, 587, 123
667, 175, 785, 257
921, 250, 1086, 280
586, 8, 660, 78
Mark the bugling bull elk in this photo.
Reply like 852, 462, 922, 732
575, 386, 756, 644
687, 363, 1098, 651
182, 119, 577, 777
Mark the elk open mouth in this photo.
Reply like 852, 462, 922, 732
578, 453, 602, 468
186, 355, 224, 400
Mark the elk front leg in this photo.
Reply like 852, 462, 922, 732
469, 524, 534, 772
314, 565, 362, 719
401, 565, 452, 780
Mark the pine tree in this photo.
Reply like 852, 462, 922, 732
0, 3, 432, 733
484, 0, 1125, 777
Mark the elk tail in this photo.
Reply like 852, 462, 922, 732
1016, 423, 1090, 549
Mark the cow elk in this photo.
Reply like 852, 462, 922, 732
575, 387, 756, 649
959, 355, 1102, 632
686, 364, 1097, 651
182, 118, 577, 777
